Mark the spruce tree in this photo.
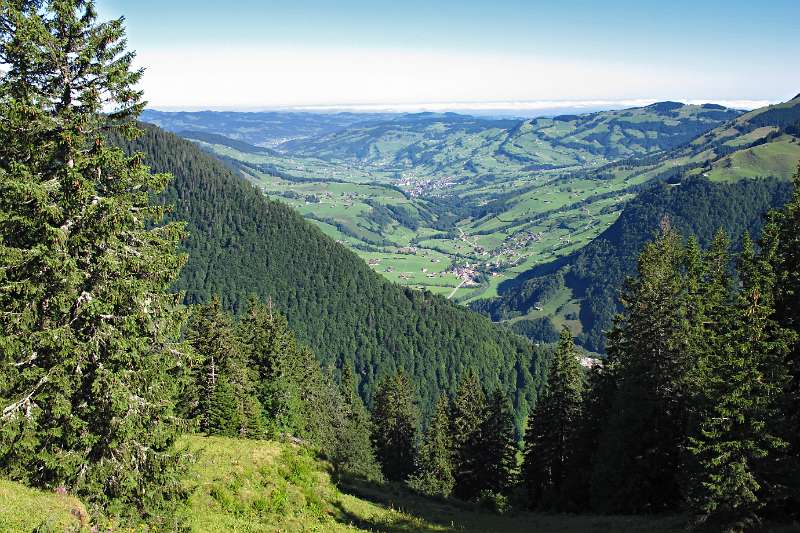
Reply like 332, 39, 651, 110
476, 389, 518, 496
186, 297, 264, 437
451, 370, 487, 500
333, 363, 383, 482
591, 219, 695, 513
769, 162, 800, 515
562, 360, 612, 511
238, 295, 303, 435
409, 394, 455, 497
372, 371, 419, 482
237, 296, 348, 455
0, 0, 187, 523
688, 233, 793, 529
523, 326, 584, 509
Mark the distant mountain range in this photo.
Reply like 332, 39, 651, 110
280, 102, 740, 173
476, 95, 800, 351
140, 109, 398, 147
140, 96, 800, 354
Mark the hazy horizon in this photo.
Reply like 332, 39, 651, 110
99, 0, 800, 109
144, 98, 781, 117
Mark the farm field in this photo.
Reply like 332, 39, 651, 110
150, 98, 800, 311
176, 101, 740, 303
199, 138, 639, 301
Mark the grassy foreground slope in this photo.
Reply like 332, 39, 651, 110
0, 478, 87, 531
180, 435, 690, 533
0, 435, 687, 532
10, 435, 800, 531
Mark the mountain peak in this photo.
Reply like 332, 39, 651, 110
646, 101, 685, 112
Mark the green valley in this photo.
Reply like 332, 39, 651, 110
156, 103, 740, 302
160, 95, 800, 353
4, 1, 800, 531
477, 95, 800, 351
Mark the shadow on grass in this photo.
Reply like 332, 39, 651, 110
331, 475, 472, 532
330, 499, 450, 533
329, 474, 694, 533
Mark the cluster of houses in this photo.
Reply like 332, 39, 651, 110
396, 174, 456, 197
445, 264, 481, 286
498, 230, 544, 256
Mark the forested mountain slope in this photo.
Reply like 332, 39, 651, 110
527, 177, 791, 352
117, 125, 545, 420
472, 96, 800, 352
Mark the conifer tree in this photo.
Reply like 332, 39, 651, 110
409, 394, 455, 497
768, 162, 800, 514
333, 363, 383, 481
451, 370, 487, 500
688, 233, 793, 529
372, 371, 419, 482
238, 296, 302, 434
591, 220, 694, 513
237, 296, 350, 455
0, 0, 188, 523
523, 327, 584, 509
186, 297, 264, 437
562, 360, 612, 511
476, 389, 518, 496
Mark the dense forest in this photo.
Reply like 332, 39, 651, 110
113, 124, 547, 424
2, 2, 800, 531
478, 177, 794, 352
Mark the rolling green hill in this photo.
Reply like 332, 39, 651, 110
176, 102, 739, 301
141, 109, 397, 147
585, 95, 800, 186
282, 103, 739, 174
475, 96, 800, 352
116, 125, 546, 422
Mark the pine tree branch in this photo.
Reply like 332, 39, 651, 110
2, 374, 48, 419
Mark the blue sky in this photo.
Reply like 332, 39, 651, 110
100, 0, 800, 109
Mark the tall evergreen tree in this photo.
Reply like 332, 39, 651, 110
562, 360, 612, 511
186, 297, 263, 437
769, 162, 800, 515
451, 370, 487, 500
523, 327, 584, 509
591, 220, 695, 513
372, 371, 419, 482
0, 0, 187, 523
237, 296, 351, 458
409, 394, 455, 497
688, 233, 793, 529
333, 363, 383, 482
238, 296, 302, 434
475, 389, 518, 496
